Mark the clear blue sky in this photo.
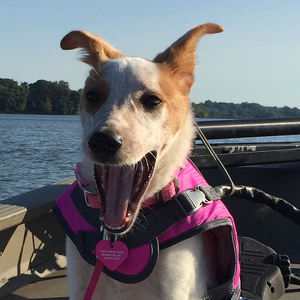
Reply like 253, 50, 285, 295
1, 0, 300, 108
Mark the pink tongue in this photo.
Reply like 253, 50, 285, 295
103, 165, 134, 227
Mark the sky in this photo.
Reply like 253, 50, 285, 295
1, 0, 300, 108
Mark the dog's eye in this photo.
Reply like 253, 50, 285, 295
86, 92, 99, 103
141, 95, 162, 108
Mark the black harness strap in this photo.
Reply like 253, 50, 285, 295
77, 185, 219, 252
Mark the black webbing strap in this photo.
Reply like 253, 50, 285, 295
77, 185, 220, 252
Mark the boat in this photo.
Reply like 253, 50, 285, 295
1, 117, 300, 299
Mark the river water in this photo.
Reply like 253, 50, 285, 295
0, 114, 82, 201
1, 114, 300, 201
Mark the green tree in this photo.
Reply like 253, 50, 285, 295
26, 80, 77, 115
192, 100, 300, 119
192, 102, 207, 117
50, 81, 72, 115
69, 90, 81, 114
40, 96, 52, 114
26, 80, 52, 113
16, 82, 29, 112
0, 79, 29, 113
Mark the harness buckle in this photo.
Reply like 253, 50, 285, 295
169, 186, 208, 220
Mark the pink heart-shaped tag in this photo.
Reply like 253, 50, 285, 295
95, 240, 129, 271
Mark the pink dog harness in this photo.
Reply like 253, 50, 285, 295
53, 159, 240, 299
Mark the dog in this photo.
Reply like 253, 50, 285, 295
58, 23, 240, 300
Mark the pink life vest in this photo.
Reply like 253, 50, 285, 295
53, 159, 241, 299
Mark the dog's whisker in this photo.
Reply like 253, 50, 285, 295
143, 156, 154, 172
131, 214, 147, 231
87, 61, 100, 77
147, 152, 157, 167
97, 57, 102, 76
87, 112, 94, 124
129, 164, 138, 176
135, 160, 144, 176
149, 152, 157, 160
144, 157, 150, 172
88, 75, 97, 82
140, 204, 158, 217
133, 163, 139, 176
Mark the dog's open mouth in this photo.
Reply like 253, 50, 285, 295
94, 151, 156, 234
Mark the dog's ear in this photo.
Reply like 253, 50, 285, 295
60, 30, 124, 67
153, 23, 223, 91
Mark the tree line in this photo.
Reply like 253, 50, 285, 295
0, 78, 81, 115
192, 100, 300, 119
1, 78, 300, 118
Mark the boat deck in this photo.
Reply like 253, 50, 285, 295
2, 264, 300, 300
2, 269, 68, 300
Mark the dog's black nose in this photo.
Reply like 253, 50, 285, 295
88, 132, 123, 154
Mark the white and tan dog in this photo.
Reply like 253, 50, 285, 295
61, 23, 224, 300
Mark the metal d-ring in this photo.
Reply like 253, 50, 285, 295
102, 227, 117, 245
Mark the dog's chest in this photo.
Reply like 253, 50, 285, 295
92, 235, 210, 300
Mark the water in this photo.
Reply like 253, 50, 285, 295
1, 115, 300, 201
0, 114, 82, 201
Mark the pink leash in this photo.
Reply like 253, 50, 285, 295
83, 259, 104, 300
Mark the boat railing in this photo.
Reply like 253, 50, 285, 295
195, 117, 300, 139
193, 117, 300, 168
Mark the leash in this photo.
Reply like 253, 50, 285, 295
83, 259, 104, 300
194, 121, 236, 196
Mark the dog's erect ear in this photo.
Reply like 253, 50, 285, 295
60, 30, 124, 67
153, 23, 224, 90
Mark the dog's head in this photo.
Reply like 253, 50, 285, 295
61, 24, 223, 234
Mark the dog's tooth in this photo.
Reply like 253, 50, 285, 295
125, 214, 130, 223
104, 222, 125, 231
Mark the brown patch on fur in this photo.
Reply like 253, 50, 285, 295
60, 30, 124, 70
154, 23, 223, 90
153, 23, 224, 134
80, 70, 110, 116
61, 30, 124, 118
155, 64, 191, 135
